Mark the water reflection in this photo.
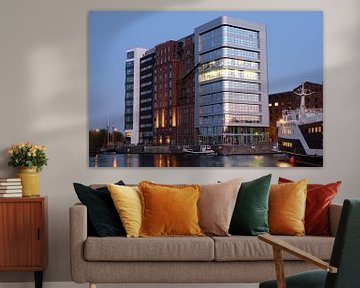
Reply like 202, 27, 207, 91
90, 153, 296, 168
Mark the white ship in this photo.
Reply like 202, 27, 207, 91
277, 83, 323, 166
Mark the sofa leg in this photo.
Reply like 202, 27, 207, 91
89, 283, 96, 288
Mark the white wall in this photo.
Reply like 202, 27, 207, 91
0, 0, 359, 283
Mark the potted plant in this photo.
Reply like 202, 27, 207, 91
8, 143, 48, 197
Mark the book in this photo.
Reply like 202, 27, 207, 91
0, 178, 21, 182
0, 186, 22, 190
0, 193, 22, 198
0, 182, 22, 186
0, 189, 22, 193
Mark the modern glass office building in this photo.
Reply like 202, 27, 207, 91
124, 47, 147, 144
194, 16, 269, 145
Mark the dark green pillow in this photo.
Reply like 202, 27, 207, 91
229, 174, 272, 236
73, 181, 126, 237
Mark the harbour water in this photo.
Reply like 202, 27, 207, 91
89, 153, 301, 168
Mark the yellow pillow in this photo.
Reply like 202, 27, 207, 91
269, 179, 307, 236
107, 183, 142, 238
138, 181, 204, 237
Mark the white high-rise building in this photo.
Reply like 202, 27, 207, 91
124, 48, 147, 144
194, 16, 269, 145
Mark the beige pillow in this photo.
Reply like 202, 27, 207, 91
198, 178, 242, 236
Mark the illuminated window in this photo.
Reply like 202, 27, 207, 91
161, 110, 165, 128
199, 58, 259, 72
199, 68, 259, 83
171, 108, 176, 127
282, 141, 293, 148
274, 102, 279, 107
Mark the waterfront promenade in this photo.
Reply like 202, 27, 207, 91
89, 152, 298, 168
105, 142, 276, 156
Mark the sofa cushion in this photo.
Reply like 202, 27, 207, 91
212, 235, 334, 261
269, 179, 307, 236
107, 184, 142, 238
229, 174, 271, 236
198, 178, 242, 236
73, 181, 126, 237
279, 177, 341, 236
84, 236, 214, 261
139, 181, 203, 237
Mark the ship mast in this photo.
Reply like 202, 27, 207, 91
107, 113, 110, 148
293, 83, 315, 120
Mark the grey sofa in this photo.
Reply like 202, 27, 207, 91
70, 202, 342, 288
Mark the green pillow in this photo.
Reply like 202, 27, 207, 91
229, 174, 272, 236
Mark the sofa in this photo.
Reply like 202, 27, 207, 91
70, 201, 342, 287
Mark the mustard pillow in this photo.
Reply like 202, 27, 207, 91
107, 183, 142, 238
269, 179, 307, 236
138, 181, 204, 237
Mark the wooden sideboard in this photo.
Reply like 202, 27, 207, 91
0, 197, 48, 288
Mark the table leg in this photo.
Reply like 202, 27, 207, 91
34, 271, 43, 288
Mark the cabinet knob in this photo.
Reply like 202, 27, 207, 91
37, 228, 40, 240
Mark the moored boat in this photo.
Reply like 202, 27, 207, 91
277, 83, 323, 166
183, 145, 216, 155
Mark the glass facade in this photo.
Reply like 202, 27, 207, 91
199, 47, 259, 63
199, 68, 259, 82
199, 58, 259, 72
199, 26, 259, 51
195, 18, 269, 144
201, 92, 260, 105
200, 81, 260, 94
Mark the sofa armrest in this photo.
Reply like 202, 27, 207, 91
329, 203, 342, 237
69, 203, 88, 283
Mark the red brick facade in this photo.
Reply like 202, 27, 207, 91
176, 36, 196, 145
153, 41, 180, 145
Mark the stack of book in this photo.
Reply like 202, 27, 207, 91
0, 178, 22, 197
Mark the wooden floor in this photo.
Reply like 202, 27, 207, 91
0, 283, 259, 288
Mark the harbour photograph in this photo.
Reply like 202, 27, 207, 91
88, 11, 323, 167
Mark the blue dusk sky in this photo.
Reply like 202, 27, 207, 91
89, 11, 323, 131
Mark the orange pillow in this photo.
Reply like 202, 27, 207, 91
138, 181, 204, 237
279, 177, 341, 235
269, 179, 307, 236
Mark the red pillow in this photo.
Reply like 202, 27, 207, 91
278, 177, 341, 236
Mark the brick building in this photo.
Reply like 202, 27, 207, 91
176, 35, 197, 145
152, 41, 180, 145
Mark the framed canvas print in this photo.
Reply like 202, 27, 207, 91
88, 11, 323, 168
